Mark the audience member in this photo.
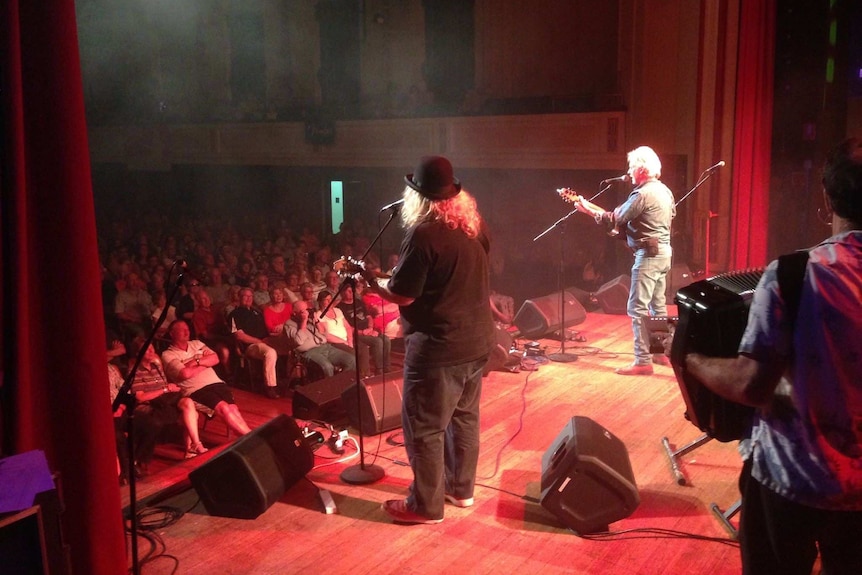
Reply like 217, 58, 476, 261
299, 282, 319, 312
204, 265, 231, 312
322, 270, 341, 299
222, 284, 242, 320
114, 272, 154, 337
252, 273, 271, 308
312, 246, 332, 276
192, 290, 233, 379
284, 300, 356, 378
316, 291, 353, 352
308, 266, 326, 298
263, 284, 293, 336
267, 254, 288, 284
151, 289, 177, 340
161, 320, 252, 436
337, 284, 391, 377
489, 289, 515, 326
175, 278, 203, 335
234, 258, 255, 288
129, 339, 208, 462
107, 338, 133, 484
283, 268, 302, 303
363, 286, 402, 339
228, 287, 289, 398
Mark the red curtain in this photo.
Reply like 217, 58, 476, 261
1, 1, 127, 573
730, 0, 775, 268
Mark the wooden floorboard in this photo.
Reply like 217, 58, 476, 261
120, 310, 747, 574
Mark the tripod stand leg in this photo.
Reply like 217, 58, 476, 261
660, 433, 712, 485
710, 498, 741, 539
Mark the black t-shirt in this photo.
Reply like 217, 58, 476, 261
228, 306, 269, 340
337, 298, 371, 330
387, 220, 495, 367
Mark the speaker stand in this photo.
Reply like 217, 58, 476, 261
710, 498, 740, 539
660, 432, 711, 485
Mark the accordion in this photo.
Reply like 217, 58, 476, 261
669, 269, 763, 442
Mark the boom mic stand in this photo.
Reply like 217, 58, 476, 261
533, 208, 579, 362
111, 260, 186, 575
674, 165, 723, 277
325, 208, 401, 485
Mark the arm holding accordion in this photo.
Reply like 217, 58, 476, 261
684, 352, 785, 409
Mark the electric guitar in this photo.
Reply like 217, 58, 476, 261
556, 188, 622, 238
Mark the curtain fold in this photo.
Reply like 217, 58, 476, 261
2, 1, 127, 573
730, 0, 775, 268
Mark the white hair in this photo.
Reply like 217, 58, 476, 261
627, 146, 662, 179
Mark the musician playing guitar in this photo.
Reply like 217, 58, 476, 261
561, 145, 676, 375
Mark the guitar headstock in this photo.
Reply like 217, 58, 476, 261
557, 188, 582, 205
332, 256, 366, 279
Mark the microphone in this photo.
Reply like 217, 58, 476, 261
601, 174, 629, 184
379, 198, 405, 212
705, 160, 726, 172
174, 258, 188, 269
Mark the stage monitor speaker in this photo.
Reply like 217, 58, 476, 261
341, 374, 403, 436
595, 275, 630, 315
189, 414, 314, 519
513, 290, 587, 339
540, 416, 639, 534
291, 369, 357, 424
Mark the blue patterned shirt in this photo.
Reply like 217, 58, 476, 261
738, 231, 862, 510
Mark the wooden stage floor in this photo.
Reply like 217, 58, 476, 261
121, 309, 745, 575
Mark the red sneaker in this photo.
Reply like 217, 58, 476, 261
615, 363, 654, 376
381, 499, 443, 524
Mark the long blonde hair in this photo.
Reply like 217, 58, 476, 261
399, 187, 483, 239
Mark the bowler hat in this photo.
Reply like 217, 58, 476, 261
404, 156, 461, 200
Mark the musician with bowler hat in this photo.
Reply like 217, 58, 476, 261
369, 155, 495, 524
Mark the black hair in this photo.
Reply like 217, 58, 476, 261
822, 137, 862, 222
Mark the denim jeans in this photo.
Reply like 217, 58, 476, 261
627, 245, 672, 365
300, 343, 356, 377
401, 356, 487, 519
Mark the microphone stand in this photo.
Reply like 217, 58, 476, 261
675, 168, 721, 277
111, 261, 186, 575
324, 208, 400, 484
533, 208, 580, 362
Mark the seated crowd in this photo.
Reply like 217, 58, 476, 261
102, 211, 399, 412
108, 321, 252, 483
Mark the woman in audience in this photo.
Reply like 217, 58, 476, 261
107, 337, 131, 484
283, 268, 302, 303
192, 290, 232, 380
151, 289, 177, 342
316, 291, 353, 354
129, 339, 208, 464
308, 265, 326, 299
263, 283, 293, 336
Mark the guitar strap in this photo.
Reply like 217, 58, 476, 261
776, 250, 809, 335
